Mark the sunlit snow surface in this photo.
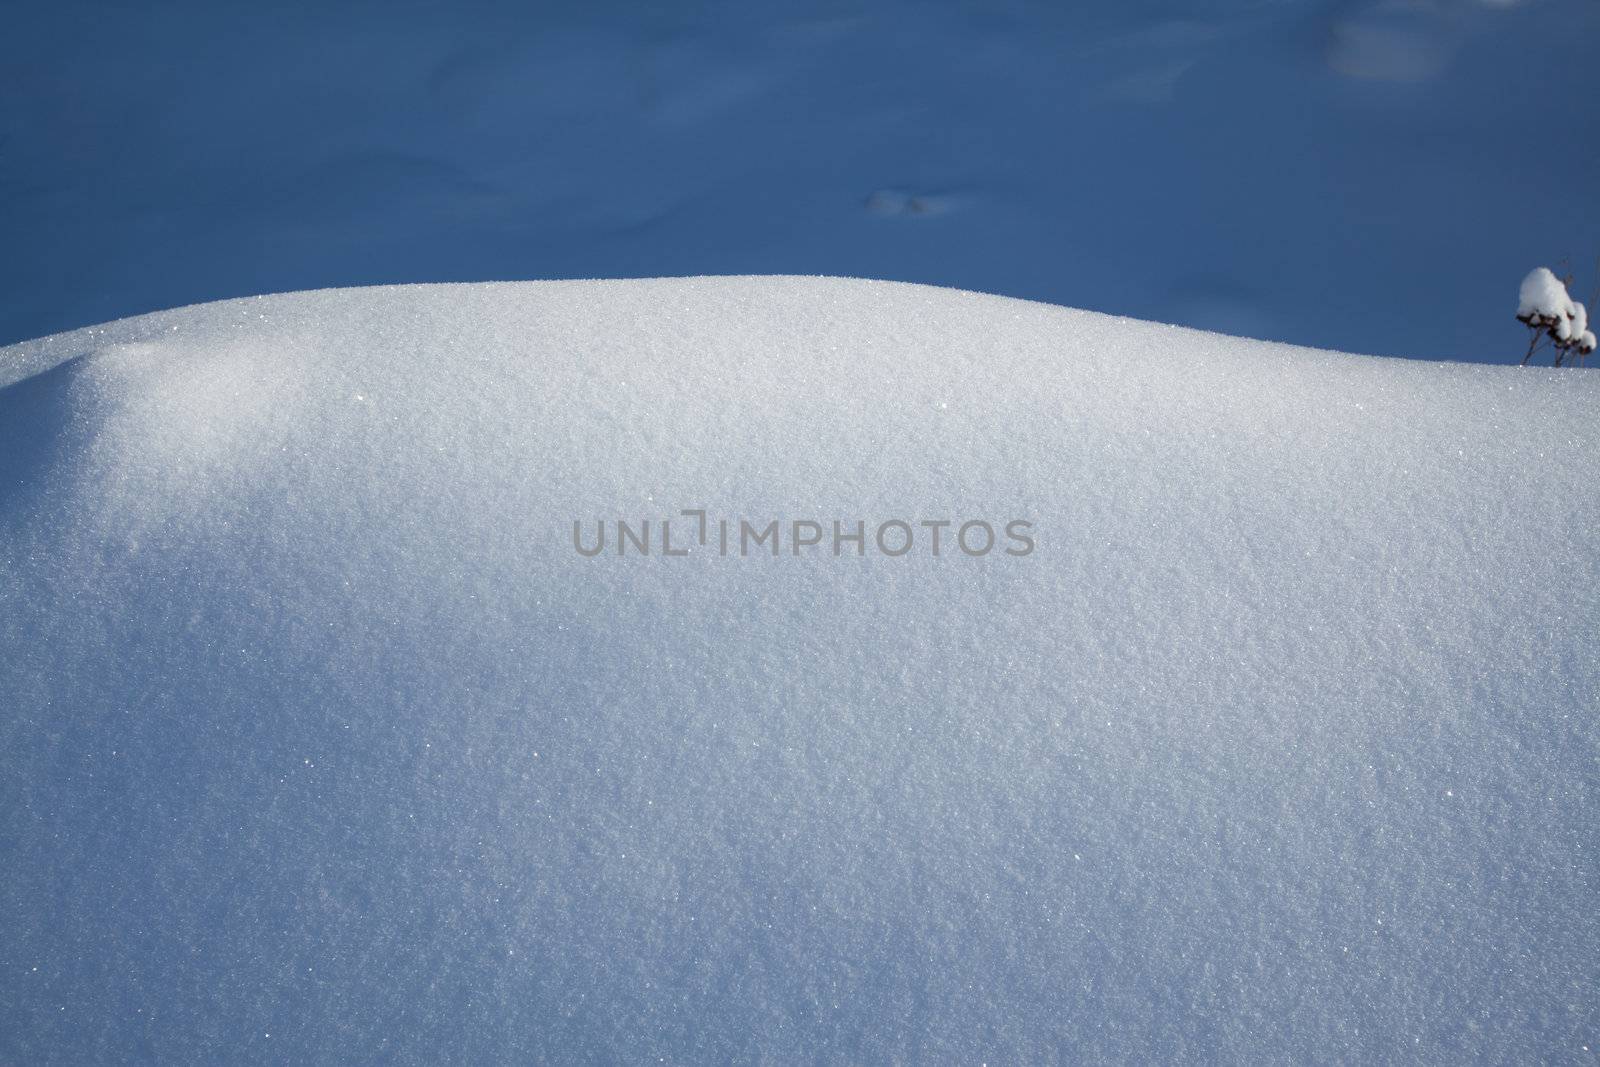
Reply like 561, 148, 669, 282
1, 278, 1597, 1062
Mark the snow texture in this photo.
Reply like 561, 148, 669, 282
1, 278, 1598, 1062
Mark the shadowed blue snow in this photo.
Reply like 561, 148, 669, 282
2, 1, 1598, 362
1, 278, 1596, 1061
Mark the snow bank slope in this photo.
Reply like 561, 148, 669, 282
1, 278, 1596, 1062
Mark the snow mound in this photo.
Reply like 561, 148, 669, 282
1, 278, 1597, 1062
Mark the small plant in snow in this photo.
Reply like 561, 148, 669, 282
1517, 266, 1597, 367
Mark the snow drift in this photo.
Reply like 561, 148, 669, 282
1, 277, 1597, 1062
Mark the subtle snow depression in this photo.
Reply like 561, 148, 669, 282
2, 277, 1596, 1062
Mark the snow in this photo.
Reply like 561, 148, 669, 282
1517, 266, 1573, 325
1518, 269, 1595, 359
3, 0, 1599, 364
1, 277, 1598, 1062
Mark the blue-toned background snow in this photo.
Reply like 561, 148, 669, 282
1, 278, 1597, 1061
2, 0, 1598, 361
